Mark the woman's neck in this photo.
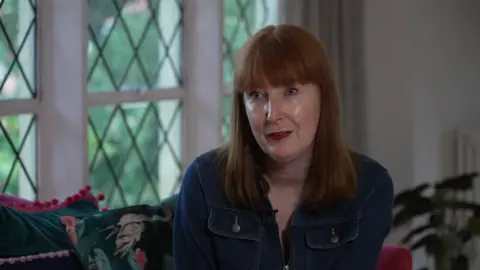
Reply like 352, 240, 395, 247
264, 151, 311, 188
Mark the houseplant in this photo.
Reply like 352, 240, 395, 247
393, 172, 480, 270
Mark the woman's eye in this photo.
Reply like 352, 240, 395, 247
248, 91, 265, 99
285, 87, 298, 96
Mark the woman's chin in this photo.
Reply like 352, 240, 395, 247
267, 150, 296, 163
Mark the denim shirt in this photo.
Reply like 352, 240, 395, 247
174, 150, 394, 270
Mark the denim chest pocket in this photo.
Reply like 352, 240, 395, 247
306, 216, 359, 249
208, 205, 263, 270
305, 217, 360, 270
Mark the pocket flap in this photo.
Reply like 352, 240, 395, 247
306, 217, 359, 249
207, 206, 263, 241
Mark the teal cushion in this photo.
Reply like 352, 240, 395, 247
159, 194, 178, 211
0, 198, 99, 258
70, 204, 174, 270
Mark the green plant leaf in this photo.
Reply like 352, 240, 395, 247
393, 183, 430, 207
467, 217, 480, 236
437, 199, 480, 213
401, 224, 436, 244
450, 254, 468, 270
434, 173, 479, 191
393, 197, 434, 227
410, 234, 443, 256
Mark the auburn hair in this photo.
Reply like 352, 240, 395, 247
216, 24, 358, 212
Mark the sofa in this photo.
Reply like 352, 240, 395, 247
0, 186, 176, 270
0, 187, 411, 270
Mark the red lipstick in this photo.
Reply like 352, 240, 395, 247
267, 131, 292, 141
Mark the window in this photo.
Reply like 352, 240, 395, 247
222, 0, 280, 140
0, 0, 37, 199
87, 0, 183, 208
0, 0, 282, 206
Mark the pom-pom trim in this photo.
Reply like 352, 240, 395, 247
3, 185, 105, 213
0, 250, 72, 265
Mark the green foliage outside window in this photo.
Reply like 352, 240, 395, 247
0, 0, 35, 196
0, 0, 267, 204
87, 2, 172, 208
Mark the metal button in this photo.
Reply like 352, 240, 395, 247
330, 228, 339, 243
232, 216, 241, 233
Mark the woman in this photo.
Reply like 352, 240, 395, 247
174, 24, 394, 270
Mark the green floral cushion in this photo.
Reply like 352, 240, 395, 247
64, 204, 174, 270
0, 189, 101, 258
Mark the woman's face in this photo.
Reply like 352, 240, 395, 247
243, 83, 320, 163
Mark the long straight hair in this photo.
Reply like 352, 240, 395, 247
217, 24, 357, 211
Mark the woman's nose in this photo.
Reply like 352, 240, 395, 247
265, 98, 283, 122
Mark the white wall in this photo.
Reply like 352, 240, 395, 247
364, 0, 480, 268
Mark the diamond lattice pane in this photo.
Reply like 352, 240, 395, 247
223, 0, 273, 140
88, 0, 183, 92
0, 0, 36, 100
223, 0, 272, 83
89, 100, 182, 209
0, 114, 37, 199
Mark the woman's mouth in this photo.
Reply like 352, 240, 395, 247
266, 131, 292, 141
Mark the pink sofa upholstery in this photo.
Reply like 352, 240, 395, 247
377, 245, 412, 270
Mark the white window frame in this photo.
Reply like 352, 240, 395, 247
0, 0, 283, 201
222, 0, 283, 134
36, 0, 223, 200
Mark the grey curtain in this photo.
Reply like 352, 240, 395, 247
281, 0, 367, 153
